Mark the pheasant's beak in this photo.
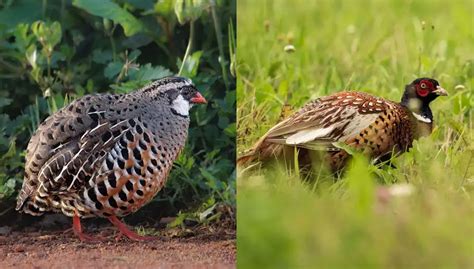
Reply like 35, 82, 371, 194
433, 86, 448, 96
190, 92, 207, 104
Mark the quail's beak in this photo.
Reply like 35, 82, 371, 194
433, 85, 448, 96
190, 92, 207, 104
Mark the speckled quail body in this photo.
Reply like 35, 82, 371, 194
16, 76, 207, 241
238, 78, 448, 172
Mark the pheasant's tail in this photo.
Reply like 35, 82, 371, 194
236, 149, 258, 166
237, 139, 285, 166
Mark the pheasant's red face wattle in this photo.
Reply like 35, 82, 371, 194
416, 79, 433, 97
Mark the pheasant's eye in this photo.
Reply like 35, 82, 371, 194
420, 82, 427, 89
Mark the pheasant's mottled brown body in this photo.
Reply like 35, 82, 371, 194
16, 77, 207, 241
238, 78, 447, 172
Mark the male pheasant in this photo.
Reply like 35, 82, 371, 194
238, 78, 448, 172
16, 76, 207, 241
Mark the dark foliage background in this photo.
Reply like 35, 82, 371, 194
0, 0, 236, 222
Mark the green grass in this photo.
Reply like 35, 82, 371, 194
237, 0, 474, 268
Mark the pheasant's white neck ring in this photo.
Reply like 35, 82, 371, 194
412, 112, 432, 123
171, 94, 191, 117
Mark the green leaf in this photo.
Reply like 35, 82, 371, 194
0, 0, 41, 27
178, 50, 202, 78
167, 212, 187, 228
223, 123, 236, 137
174, 0, 206, 24
126, 0, 155, 10
12, 23, 33, 52
109, 80, 149, 93
48, 22, 62, 48
72, 0, 146, 36
130, 63, 173, 81
31, 21, 62, 52
154, 0, 176, 17
0, 98, 12, 109
92, 49, 113, 64
200, 168, 219, 189
199, 203, 217, 222
104, 61, 123, 79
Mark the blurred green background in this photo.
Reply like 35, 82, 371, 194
0, 0, 235, 225
237, 0, 473, 268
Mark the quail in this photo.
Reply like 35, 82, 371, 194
16, 76, 207, 241
238, 78, 448, 172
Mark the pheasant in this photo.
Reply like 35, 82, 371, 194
238, 78, 448, 172
16, 76, 207, 241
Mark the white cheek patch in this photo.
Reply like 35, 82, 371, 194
172, 95, 191, 116
412, 112, 432, 123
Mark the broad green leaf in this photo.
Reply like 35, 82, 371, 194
48, 22, 62, 48
92, 49, 113, 64
72, 0, 146, 36
110, 81, 149, 93
224, 123, 236, 137
104, 61, 123, 79
0, 98, 12, 109
0, 0, 41, 27
128, 49, 142, 61
130, 63, 173, 81
126, 0, 155, 10
12, 23, 33, 52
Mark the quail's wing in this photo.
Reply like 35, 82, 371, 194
263, 92, 395, 150
17, 94, 130, 209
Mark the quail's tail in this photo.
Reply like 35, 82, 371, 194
15, 179, 32, 211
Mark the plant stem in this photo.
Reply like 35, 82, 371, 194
110, 35, 116, 62
47, 56, 51, 78
108, 24, 117, 62
61, 0, 65, 24
210, 0, 229, 90
42, 0, 47, 18
178, 20, 195, 76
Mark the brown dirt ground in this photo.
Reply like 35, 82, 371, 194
0, 214, 235, 269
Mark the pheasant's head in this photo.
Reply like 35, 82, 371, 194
142, 76, 207, 117
401, 77, 448, 123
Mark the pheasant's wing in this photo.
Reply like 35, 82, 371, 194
263, 92, 395, 150
17, 93, 129, 210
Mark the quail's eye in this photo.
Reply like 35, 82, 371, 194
420, 82, 427, 89
182, 88, 193, 98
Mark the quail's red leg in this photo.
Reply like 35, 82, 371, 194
72, 213, 101, 242
108, 215, 156, 241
